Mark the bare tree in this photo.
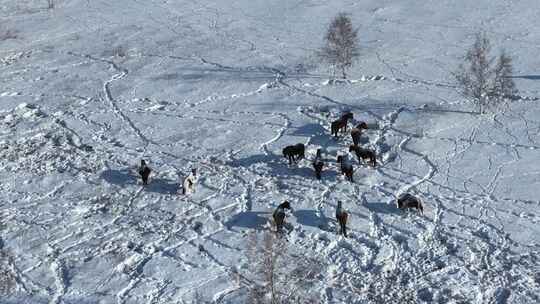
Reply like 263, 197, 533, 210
320, 13, 360, 79
0, 218, 15, 296
47, 0, 55, 9
245, 232, 323, 304
191, 290, 206, 304
456, 32, 517, 113
0, 24, 17, 41
0, 253, 15, 296
491, 51, 517, 104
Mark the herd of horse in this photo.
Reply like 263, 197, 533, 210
279, 112, 424, 237
135, 111, 424, 238
137, 160, 198, 195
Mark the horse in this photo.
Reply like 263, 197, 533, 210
349, 145, 377, 167
273, 201, 292, 232
350, 122, 369, 146
331, 112, 354, 137
336, 155, 354, 182
335, 201, 349, 237
283, 143, 305, 165
312, 148, 324, 180
138, 159, 152, 185
396, 193, 424, 214
182, 168, 197, 195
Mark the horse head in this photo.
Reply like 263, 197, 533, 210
281, 200, 291, 210
357, 122, 368, 129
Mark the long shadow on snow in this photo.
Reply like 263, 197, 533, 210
364, 202, 400, 215
100, 169, 137, 187
145, 178, 179, 195
294, 209, 331, 230
227, 153, 279, 167
289, 123, 326, 137
226, 211, 270, 231
100, 169, 178, 194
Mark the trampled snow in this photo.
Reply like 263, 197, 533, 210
1, 0, 540, 303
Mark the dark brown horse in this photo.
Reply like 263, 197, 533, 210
350, 122, 368, 146
312, 148, 324, 180
331, 112, 354, 137
283, 143, 305, 165
397, 193, 424, 214
349, 145, 377, 167
337, 155, 354, 182
273, 201, 292, 232
335, 201, 349, 237
139, 159, 152, 185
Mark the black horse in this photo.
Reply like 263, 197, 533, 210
337, 155, 354, 182
397, 193, 424, 214
283, 143, 305, 165
273, 201, 292, 232
331, 112, 354, 137
349, 145, 377, 167
139, 159, 152, 185
312, 148, 324, 180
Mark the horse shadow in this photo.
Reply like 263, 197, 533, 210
100, 169, 178, 194
145, 178, 179, 195
364, 202, 400, 215
294, 209, 331, 230
290, 123, 327, 137
227, 153, 280, 168
225, 211, 270, 231
100, 169, 137, 187
266, 161, 314, 179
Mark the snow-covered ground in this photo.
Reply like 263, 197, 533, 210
1, 0, 540, 303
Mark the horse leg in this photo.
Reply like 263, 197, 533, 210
341, 221, 347, 237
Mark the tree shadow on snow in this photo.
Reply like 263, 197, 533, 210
508, 74, 540, 80
225, 211, 270, 231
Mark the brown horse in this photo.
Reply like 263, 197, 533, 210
349, 145, 377, 167
337, 155, 354, 182
312, 149, 324, 180
283, 143, 305, 165
335, 201, 349, 237
396, 193, 424, 214
139, 159, 152, 185
331, 112, 354, 137
273, 201, 292, 232
350, 122, 368, 146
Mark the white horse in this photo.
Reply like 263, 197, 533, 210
180, 168, 197, 195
